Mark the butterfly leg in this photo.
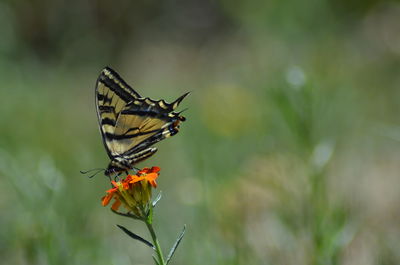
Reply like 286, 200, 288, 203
113, 172, 122, 182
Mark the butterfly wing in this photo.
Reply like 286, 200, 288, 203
112, 93, 188, 158
95, 66, 188, 171
95, 67, 140, 159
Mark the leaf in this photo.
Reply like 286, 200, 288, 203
152, 255, 160, 265
166, 225, 186, 264
111, 209, 140, 220
152, 191, 162, 207
116, 225, 155, 249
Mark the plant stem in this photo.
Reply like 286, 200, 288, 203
145, 220, 166, 265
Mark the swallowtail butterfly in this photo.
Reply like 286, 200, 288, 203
95, 67, 188, 176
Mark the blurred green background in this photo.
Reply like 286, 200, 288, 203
1, 0, 400, 264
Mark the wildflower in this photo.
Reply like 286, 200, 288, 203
101, 167, 160, 218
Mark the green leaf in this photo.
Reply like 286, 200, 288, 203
152, 255, 160, 265
166, 224, 186, 264
111, 209, 140, 220
116, 224, 155, 249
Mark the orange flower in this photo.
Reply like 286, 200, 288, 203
101, 167, 160, 216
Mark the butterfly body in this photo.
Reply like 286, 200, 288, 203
95, 67, 188, 176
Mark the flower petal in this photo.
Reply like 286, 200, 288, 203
149, 180, 157, 188
145, 173, 158, 188
129, 175, 145, 184
106, 186, 118, 193
150, 166, 161, 173
101, 193, 114, 206
122, 181, 130, 190
138, 167, 151, 174
111, 180, 119, 188
145, 172, 158, 180
111, 198, 122, 211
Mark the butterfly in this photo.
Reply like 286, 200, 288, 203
95, 67, 188, 177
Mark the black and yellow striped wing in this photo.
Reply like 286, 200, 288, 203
95, 67, 188, 176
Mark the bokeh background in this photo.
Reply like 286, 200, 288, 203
1, 0, 400, 264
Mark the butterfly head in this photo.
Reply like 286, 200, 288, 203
104, 159, 129, 177
104, 167, 116, 177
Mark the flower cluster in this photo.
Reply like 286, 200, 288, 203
101, 167, 160, 217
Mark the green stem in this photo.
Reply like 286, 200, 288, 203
145, 220, 166, 265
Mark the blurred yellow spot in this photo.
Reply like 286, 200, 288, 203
199, 84, 259, 137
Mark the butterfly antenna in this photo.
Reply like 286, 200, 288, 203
80, 168, 105, 178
